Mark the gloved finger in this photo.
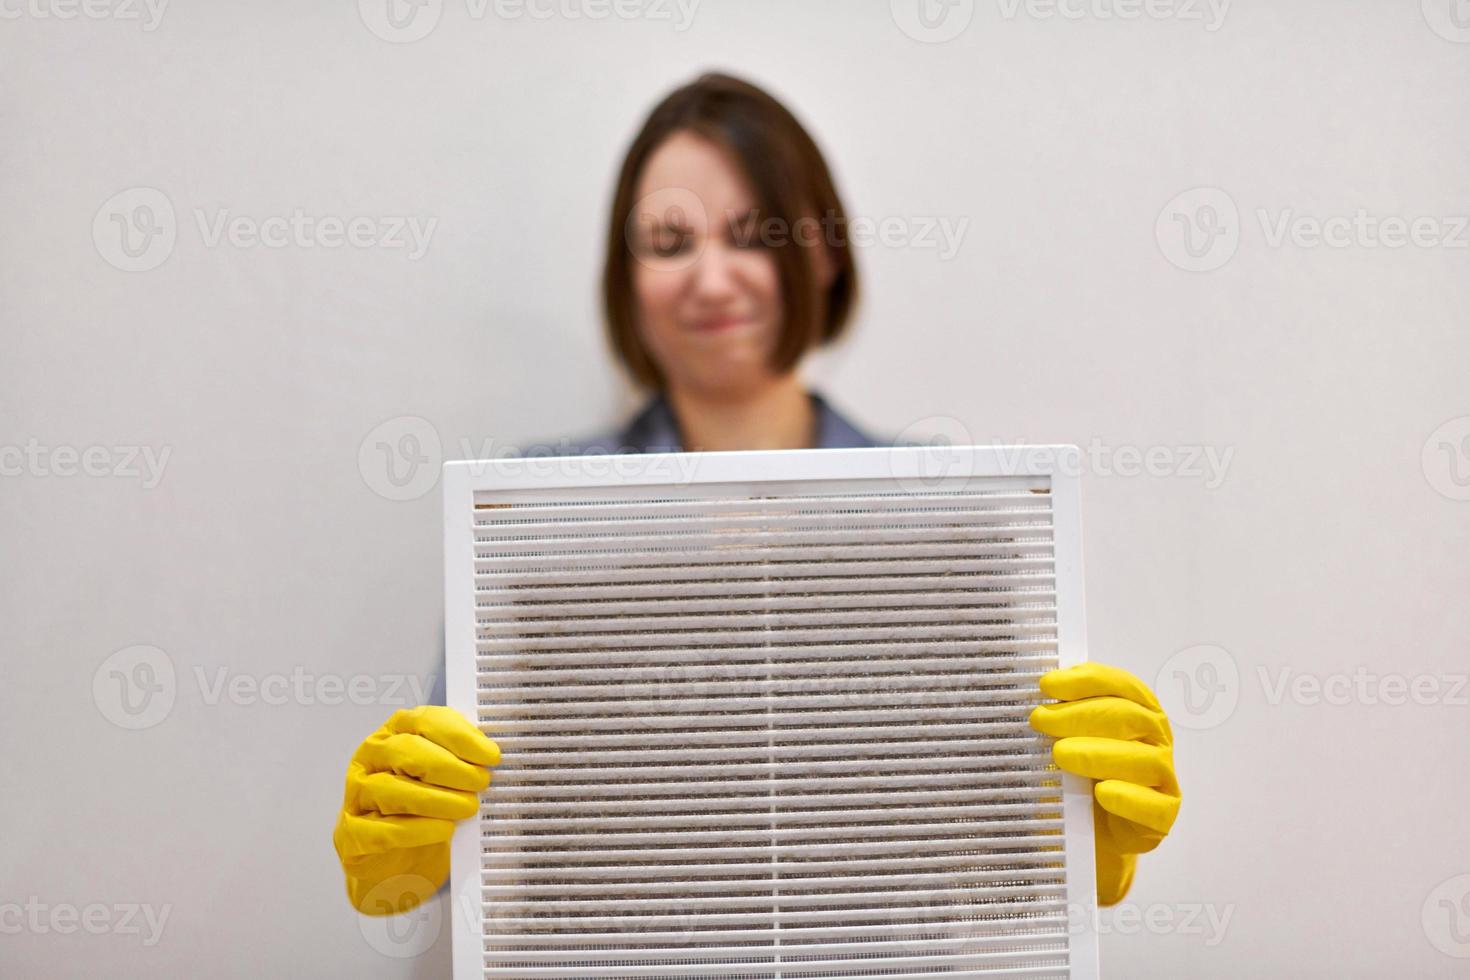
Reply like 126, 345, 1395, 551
1029, 697, 1170, 745
385, 706, 501, 767
361, 732, 492, 792
334, 811, 456, 859
1096, 801, 1167, 855
1049, 736, 1176, 787
355, 770, 483, 820
1038, 663, 1162, 712
1095, 778, 1181, 837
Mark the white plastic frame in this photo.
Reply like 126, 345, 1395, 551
443, 444, 1099, 979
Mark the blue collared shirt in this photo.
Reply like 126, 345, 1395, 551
559, 389, 880, 454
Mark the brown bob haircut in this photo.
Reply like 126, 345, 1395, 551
602, 71, 859, 390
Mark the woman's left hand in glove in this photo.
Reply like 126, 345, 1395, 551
1028, 662, 1182, 905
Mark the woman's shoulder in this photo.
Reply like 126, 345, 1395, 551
809, 391, 884, 450
532, 397, 679, 457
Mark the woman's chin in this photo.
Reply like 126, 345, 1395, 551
677, 364, 778, 401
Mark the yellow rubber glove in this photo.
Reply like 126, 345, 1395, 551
332, 706, 500, 916
1028, 663, 1180, 906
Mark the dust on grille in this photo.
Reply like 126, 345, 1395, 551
466, 484, 1072, 979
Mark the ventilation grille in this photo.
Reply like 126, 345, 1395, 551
450, 467, 1093, 979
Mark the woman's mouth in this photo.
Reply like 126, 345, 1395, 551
690, 316, 750, 333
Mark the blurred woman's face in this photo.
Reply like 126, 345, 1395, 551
627, 131, 784, 398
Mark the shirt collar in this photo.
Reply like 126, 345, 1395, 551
618, 390, 877, 452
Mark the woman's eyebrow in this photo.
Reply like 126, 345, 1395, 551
638, 210, 695, 232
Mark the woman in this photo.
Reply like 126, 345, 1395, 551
332, 71, 1181, 919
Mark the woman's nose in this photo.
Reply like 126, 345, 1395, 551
689, 240, 741, 297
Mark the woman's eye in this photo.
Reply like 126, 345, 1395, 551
638, 227, 692, 258
652, 232, 691, 257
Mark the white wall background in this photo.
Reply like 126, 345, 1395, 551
2, 1, 1467, 977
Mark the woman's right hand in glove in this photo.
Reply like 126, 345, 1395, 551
331, 706, 501, 915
